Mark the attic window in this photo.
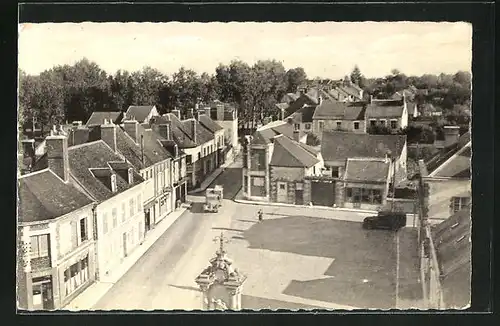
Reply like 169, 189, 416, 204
451, 222, 460, 229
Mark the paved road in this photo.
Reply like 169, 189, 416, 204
93, 159, 415, 310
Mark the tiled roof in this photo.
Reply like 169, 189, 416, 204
18, 169, 93, 223
288, 105, 316, 123
338, 85, 362, 99
321, 131, 406, 162
198, 114, 224, 133
86, 111, 123, 127
68, 141, 143, 201
431, 142, 471, 178
313, 100, 366, 120
151, 114, 197, 148
431, 209, 471, 289
116, 125, 172, 170
269, 135, 319, 168
125, 105, 156, 122
182, 118, 214, 145
344, 158, 390, 183
251, 121, 295, 146
366, 100, 405, 118
285, 94, 318, 117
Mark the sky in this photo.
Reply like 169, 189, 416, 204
18, 22, 472, 79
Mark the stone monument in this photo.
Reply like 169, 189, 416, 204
195, 232, 247, 310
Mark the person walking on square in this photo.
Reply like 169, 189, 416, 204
258, 209, 263, 222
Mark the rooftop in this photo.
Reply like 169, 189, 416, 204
197, 114, 224, 133
151, 114, 197, 148
366, 99, 405, 118
125, 105, 156, 122
286, 105, 316, 123
321, 131, 406, 162
429, 142, 471, 178
269, 135, 319, 168
181, 118, 215, 145
18, 169, 93, 223
86, 111, 123, 127
312, 100, 366, 120
344, 158, 390, 183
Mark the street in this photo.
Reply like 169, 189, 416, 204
93, 161, 421, 310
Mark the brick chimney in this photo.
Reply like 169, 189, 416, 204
171, 109, 181, 120
46, 126, 70, 182
100, 118, 117, 152
123, 119, 139, 143
293, 130, 300, 142
443, 126, 460, 148
191, 119, 197, 143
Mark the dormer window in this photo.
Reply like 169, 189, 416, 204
111, 174, 117, 193
128, 168, 134, 184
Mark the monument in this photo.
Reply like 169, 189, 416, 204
195, 232, 247, 310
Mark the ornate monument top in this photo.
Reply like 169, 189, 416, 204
195, 232, 246, 286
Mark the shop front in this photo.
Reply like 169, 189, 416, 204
343, 182, 387, 210
31, 275, 55, 310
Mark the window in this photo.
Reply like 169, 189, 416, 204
186, 155, 192, 164
129, 198, 135, 218
451, 197, 470, 213
121, 203, 126, 222
71, 221, 79, 248
279, 184, 285, 190
354, 121, 360, 130
30, 234, 50, 259
370, 119, 376, 127
102, 212, 109, 234
112, 208, 117, 228
305, 123, 312, 130
390, 120, 398, 129
319, 121, 324, 130
80, 218, 88, 242
64, 256, 89, 296
253, 177, 265, 186
336, 121, 342, 129
380, 120, 386, 126
331, 167, 339, 178
294, 123, 300, 131
345, 188, 382, 205
137, 194, 142, 213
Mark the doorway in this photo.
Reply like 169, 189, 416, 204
122, 233, 128, 258
144, 209, 151, 233
277, 182, 288, 203
32, 276, 54, 310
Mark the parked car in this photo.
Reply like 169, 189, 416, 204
362, 211, 406, 231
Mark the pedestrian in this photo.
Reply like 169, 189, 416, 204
258, 209, 263, 222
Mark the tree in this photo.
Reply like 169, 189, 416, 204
350, 65, 365, 87
285, 67, 307, 93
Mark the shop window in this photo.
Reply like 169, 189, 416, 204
64, 256, 89, 297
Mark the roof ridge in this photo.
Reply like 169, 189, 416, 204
278, 136, 317, 164
68, 140, 105, 151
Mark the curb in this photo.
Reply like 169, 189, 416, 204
232, 198, 378, 214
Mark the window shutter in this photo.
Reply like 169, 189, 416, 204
70, 221, 78, 249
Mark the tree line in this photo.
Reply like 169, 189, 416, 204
18, 58, 308, 132
19, 58, 470, 135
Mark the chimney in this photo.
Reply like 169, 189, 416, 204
100, 119, 117, 152
189, 108, 195, 119
171, 109, 181, 120
443, 126, 460, 148
280, 108, 285, 121
110, 174, 117, 193
195, 103, 199, 110
318, 94, 322, 105
174, 143, 179, 157
293, 130, 300, 142
46, 127, 70, 182
196, 111, 203, 121
123, 119, 139, 143
204, 107, 212, 119
191, 119, 197, 143
216, 104, 224, 121
370, 95, 373, 104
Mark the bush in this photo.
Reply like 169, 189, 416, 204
367, 125, 393, 135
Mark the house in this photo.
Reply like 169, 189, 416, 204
85, 111, 123, 127
124, 105, 160, 124
284, 104, 316, 134
242, 121, 308, 201
366, 98, 409, 132
327, 80, 364, 102
391, 88, 416, 101
312, 100, 367, 137
269, 134, 324, 205
17, 168, 95, 310
203, 101, 240, 157
321, 131, 407, 185
420, 127, 471, 224
419, 208, 471, 309
342, 158, 391, 210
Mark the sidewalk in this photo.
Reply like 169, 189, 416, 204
64, 206, 188, 311
188, 159, 235, 194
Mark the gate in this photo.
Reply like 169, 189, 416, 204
310, 179, 335, 207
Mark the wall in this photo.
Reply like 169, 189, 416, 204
313, 119, 366, 138
269, 166, 306, 203
94, 184, 145, 280
424, 178, 471, 223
